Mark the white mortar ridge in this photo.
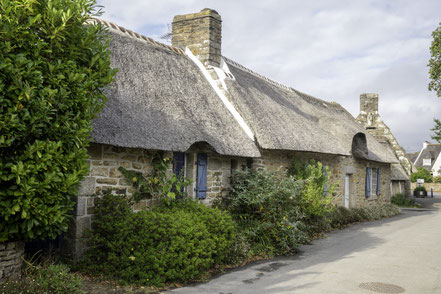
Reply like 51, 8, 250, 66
185, 48, 255, 141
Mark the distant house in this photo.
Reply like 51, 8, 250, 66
65, 9, 398, 257
356, 93, 413, 196
413, 141, 441, 176
406, 152, 419, 165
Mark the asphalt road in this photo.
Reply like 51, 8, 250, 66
168, 197, 441, 294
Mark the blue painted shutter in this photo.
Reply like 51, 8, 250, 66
366, 168, 371, 197
376, 167, 381, 195
173, 152, 185, 177
323, 165, 328, 196
196, 153, 207, 199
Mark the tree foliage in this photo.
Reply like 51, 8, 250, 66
429, 24, 441, 142
410, 167, 432, 183
0, 0, 116, 241
429, 23, 441, 98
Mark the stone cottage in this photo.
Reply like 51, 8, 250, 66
65, 9, 398, 257
356, 93, 412, 196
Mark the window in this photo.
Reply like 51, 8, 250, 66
423, 158, 431, 166
173, 152, 186, 177
196, 153, 207, 199
323, 165, 328, 196
366, 167, 381, 197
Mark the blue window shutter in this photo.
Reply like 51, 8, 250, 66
323, 165, 328, 196
366, 167, 371, 197
196, 153, 207, 199
173, 152, 185, 177
376, 168, 381, 195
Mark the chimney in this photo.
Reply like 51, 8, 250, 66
423, 141, 430, 149
172, 8, 222, 67
360, 93, 379, 114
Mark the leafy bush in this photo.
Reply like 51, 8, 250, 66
329, 203, 400, 229
80, 194, 235, 286
119, 153, 192, 204
287, 160, 334, 218
0, 263, 83, 294
414, 185, 427, 192
0, 0, 116, 241
214, 169, 309, 256
391, 194, 421, 207
410, 167, 432, 183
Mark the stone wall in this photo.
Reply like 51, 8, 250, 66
391, 180, 411, 196
0, 242, 24, 283
64, 143, 159, 259
411, 182, 441, 193
65, 143, 244, 258
252, 150, 391, 208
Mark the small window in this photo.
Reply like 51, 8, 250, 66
366, 167, 381, 197
230, 159, 238, 174
173, 152, 186, 177
246, 158, 253, 169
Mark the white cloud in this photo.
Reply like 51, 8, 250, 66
97, 0, 441, 152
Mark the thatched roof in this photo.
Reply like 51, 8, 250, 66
91, 21, 260, 157
223, 58, 397, 163
391, 163, 409, 181
414, 144, 441, 171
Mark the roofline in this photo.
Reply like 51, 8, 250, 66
86, 18, 185, 56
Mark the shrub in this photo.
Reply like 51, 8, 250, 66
410, 167, 432, 183
119, 153, 192, 204
287, 160, 334, 218
0, 263, 83, 294
214, 169, 309, 256
414, 185, 427, 192
80, 194, 235, 286
329, 203, 400, 229
391, 193, 421, 207
433, 176, 441, 183
0, 0, 116, 241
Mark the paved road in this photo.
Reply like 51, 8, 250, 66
168, 197, 441, 294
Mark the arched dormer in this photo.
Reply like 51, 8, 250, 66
352, 132, 368, 159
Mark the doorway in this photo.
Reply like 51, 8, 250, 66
344, 174, 351, 208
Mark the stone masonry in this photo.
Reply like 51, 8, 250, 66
0, 242, 24, 284
356, 93, 414, 176
64, 143, 160, 258
172, 8, 222, 67
253, 150, 392, 208
66, 143, 242, 258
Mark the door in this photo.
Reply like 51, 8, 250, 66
344, 174, 350, 208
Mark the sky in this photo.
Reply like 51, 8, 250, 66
97, 0, 441, 153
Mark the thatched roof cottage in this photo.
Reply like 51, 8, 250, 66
66, 9, 398, 257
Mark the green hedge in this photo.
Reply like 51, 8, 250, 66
80, 194, 235, 286
0, 0, 116, 241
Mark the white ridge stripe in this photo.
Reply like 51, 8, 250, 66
185, 48, 255, 142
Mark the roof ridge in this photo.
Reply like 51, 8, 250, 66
87, 18, 185, 55
223, 56, 341, 109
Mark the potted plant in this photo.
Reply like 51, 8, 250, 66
414, 186, 427, 198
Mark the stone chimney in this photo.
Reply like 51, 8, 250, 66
172, 8, 222, 67
360, 93, 379, 114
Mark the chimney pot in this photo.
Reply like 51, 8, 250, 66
172, 8, 222, 67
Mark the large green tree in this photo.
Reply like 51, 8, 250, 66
0, 0, 116, 241
429, 23, 441, 141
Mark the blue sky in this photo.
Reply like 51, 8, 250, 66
98, 0, 441, 153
